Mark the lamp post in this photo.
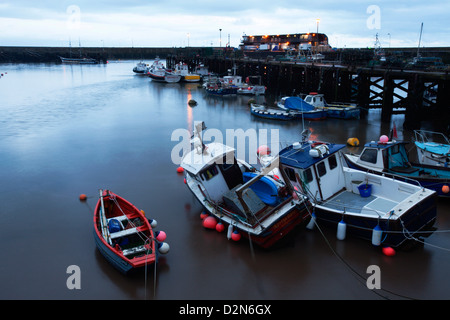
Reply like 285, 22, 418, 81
316, 19, 320, 34
219, 28, 222, 47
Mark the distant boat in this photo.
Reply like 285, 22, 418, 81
237, 76, 266, 95
173, 62, 201, 82
133, 61, 149, 74
59, 56, 98, 64
301, 93, 360, 119
148, 58, 181, 83
277, 96, 327, 120
250, 103, 295, 121
94, 189, 169, 274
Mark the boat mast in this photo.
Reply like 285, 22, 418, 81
417, 22, 423, 58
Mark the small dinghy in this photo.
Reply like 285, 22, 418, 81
94, 189, 169, 274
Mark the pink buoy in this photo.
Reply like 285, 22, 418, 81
156, 231, 167, 242
202, 216, 217, 229
215, 222, 225, 233
231, 230, 241, 241
257, 145, 271, 156
382, 246, 396, 257
379, 135, 389, 143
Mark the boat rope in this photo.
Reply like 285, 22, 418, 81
399, 218, 450, 252
304, 205, 417, 300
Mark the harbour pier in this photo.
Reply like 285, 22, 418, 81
167, 52, 450, 130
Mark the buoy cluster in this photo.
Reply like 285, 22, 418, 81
200, 211, 241, 242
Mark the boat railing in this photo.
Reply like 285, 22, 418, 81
414, 130, 450, 145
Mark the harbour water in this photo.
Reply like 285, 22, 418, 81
0, 60, 449, 301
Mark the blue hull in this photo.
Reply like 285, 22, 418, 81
291, 110, 327, 120
325, 108, 360, 119
314, 193, 437, 247
250, 108, 294, 121
94, 229, 133, 274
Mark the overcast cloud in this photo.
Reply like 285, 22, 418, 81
0, 0, 449, 48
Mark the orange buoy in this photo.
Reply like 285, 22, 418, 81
382, 246, 396, 257
79, 194, 87, 201
231, 230, 241, 241
140, 209, 145, 216
442, 185, 449, 194
202, 216, 217, 229
216, 222, 225, 233
176, 166, 184, 173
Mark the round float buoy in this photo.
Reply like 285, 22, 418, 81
140, 209, 145, 216
216, 222, 225, 233
200, 211, 208, 220
183, 178, 187, 184
158, 242, 170, 254
155, 230, 167, 242
202, 216, 217, 229
371, 225, 382, 246
148, 218, 157, 228
347, 137, 359, 147
337, 219, 347, 240
176, 166, 184, 173
379, 135, 389, 143
257, 145, 271, 156
442, 185, 449, 194
79, 194, 87, 201
231, 230, 241, 241
306, 212, 316, 230
382, 246, 396, 257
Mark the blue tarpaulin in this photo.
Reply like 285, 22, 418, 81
284, 97, 314, 111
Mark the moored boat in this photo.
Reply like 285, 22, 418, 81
414, 130, 450, 167
133, 61, 149, 74
94, 189, 169, 274
250, 103, 295, 121
174, 62, 201, 82
302, 93, 360, 119
277, 130, 437, 248
148, 58, 181, 83
278, 96, 327, 120
343, 136, 450, 197
180, 121, 312, 249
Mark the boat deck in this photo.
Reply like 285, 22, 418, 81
321, 190, 397, 218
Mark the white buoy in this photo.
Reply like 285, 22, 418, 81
372, 225, 382, 246
337, 220, 347, 240
148, 219, 157, 228
306, 213, 316, 230
227, 224, 233, 240
158, 242, 170, 254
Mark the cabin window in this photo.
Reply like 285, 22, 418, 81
303, 168, 313, 183
317, 162, 327, 177
200, 165, 219, 181
360, 148, 378, 164
328, 154, 337, 170
284, 167, 296, 182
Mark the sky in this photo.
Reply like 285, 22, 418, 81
1, 0, 449, 48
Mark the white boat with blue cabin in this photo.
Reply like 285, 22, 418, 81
277, 130, 437, 248
414, 130, 450, 167
343, 136, 450, 197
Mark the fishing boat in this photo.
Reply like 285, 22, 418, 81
174, 62, 201, 82
180, 121, 312, 249
148, 59, 181, 83
237, 76, 266, 95
60, 56, 98, 64
277, 96, 327, 120
302, 93, 360, 119
343, 136, 450, 197
277, 130, 437, 248
204, 82, 238, 96
133, 61, 149, 74
94, 189, 169, 274
414, 130, 450, 167
250, 103, 295, 121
